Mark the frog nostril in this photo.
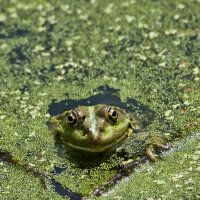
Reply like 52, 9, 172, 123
99, 127, 104, 132
83, 127, 89, 134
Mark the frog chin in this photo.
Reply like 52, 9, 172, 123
62, 133, 128, 153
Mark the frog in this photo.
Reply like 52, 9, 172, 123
49, 104, 167, 161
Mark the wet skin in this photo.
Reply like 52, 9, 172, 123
49, 104, 167, 161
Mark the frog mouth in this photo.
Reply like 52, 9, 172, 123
62, 133, 128, 153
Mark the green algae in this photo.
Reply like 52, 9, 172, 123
0, 162, 63, 200
100, 132, 200, 200
0, 0, 200, 199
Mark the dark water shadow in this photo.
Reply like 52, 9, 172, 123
48, 85, 156, 128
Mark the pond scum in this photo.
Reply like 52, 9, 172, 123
0, 0, 200, 199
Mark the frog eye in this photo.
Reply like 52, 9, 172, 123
106, 106, 118, 123
67, 111, 78, 127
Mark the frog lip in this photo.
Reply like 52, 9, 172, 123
62, 133, 128, 153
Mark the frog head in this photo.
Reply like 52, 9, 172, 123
49, 104, 141, 153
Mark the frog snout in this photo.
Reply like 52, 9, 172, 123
82, 121, 103, 142
86, 128, 101, 141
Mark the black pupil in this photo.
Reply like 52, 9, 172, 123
107, 107, 117, 123
68, 114, 78, 126
112, 110, 117, 117
68, 115, 74, 122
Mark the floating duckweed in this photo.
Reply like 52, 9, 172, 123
195, 166, 200, 172
0, 43, 8, 50
172, 104, 180, 109
115, 25, 121, 31
173, 14, 180, 20
0, 115, 6, 120
39, 93, 47, 97
165, 29, 177, 35
191, 155, 199, 160
186, 186, 194, 190
134, 53, 147, 61
29, 132, 36, 137
164, 110, 172, 117
118, 36, 126, 42
177, 3, 185, 9
158, 62, 166, 67
55, 64, 64, 70
60, 4, 69, 11
171, 173, 184, 181
149, 31, 159, 39
183, 100, 190, 106
184, 178, 194, 184
193, 67, 199, 75
138, 22, 149, 29
175, 184, 183, 188
47, 15, 57, 24
41, 52, 50, 57
24, 68, 32, 74
50, 47, 56, 52
32, 45, 45, 53
55, 76, 64, 81
194, 150, 200, 154
125, 15, 135, 23
104, 3, 114, 14
0, 0, 200, 199
0, 14, 6, 22
173, 40, 180, 46
152, 179, 166, 185
79, 14, 88, 20
146, 198, 154, 200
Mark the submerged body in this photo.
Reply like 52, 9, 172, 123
50, 104, 167, 160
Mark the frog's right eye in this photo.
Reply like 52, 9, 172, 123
67, 111, 78, 127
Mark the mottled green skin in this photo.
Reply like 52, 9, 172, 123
50, 104, 141, 153
50, 104, 166, 159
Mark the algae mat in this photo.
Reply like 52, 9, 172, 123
0, 0, 200, 199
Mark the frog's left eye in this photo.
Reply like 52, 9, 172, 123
106, 106, 118, 123
67, 111, 79, 127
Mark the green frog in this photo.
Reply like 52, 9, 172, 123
49, 104, 167, 161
